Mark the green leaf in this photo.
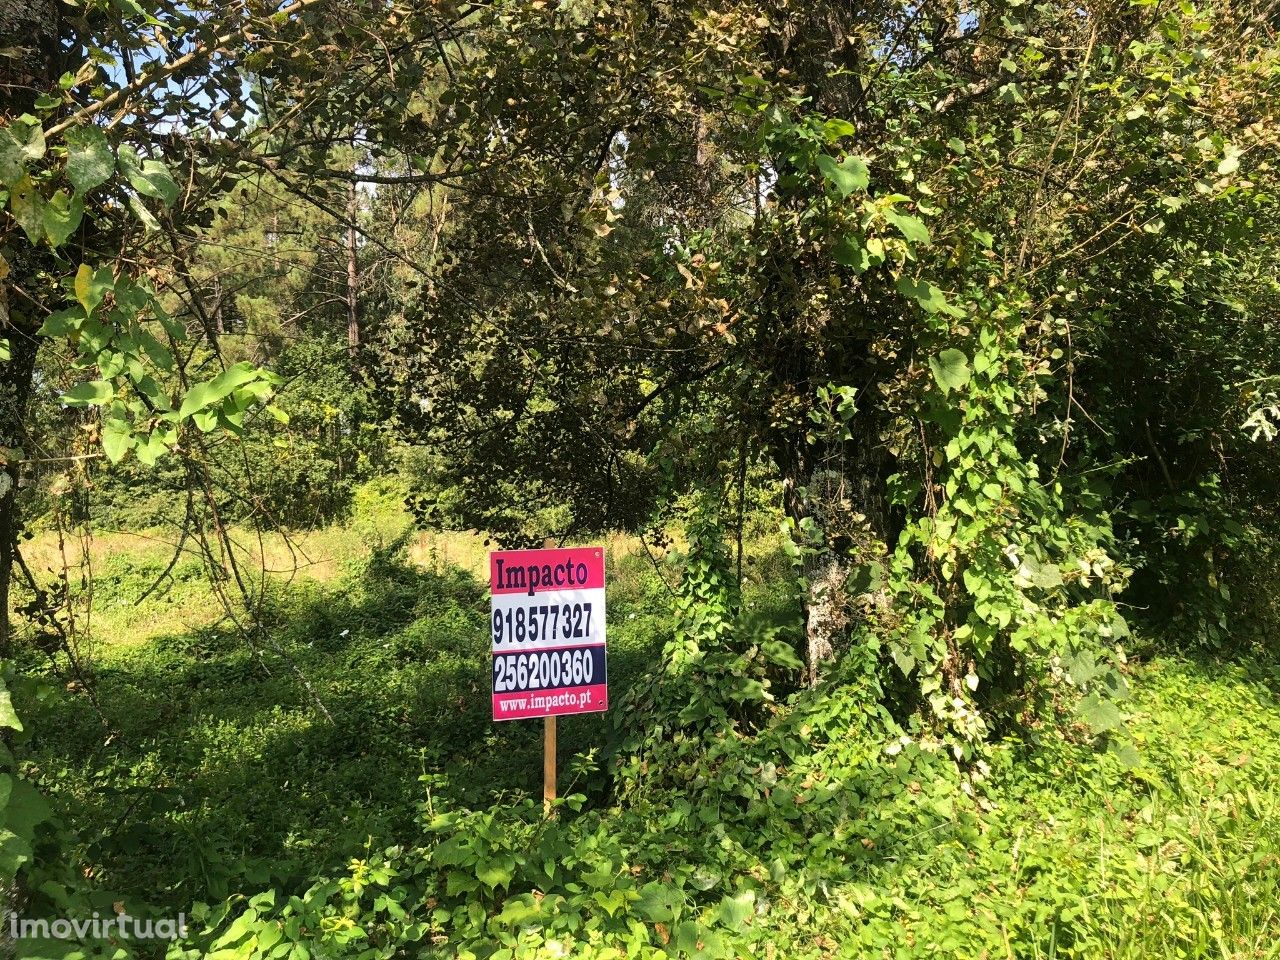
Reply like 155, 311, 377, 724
0, 128, 24, 186
1113, 740, 1142, 770
897, 276, 964, 317
674, 921, 700, 953
179, 362, 268, 420
9, 175, 45, 243
74, 263, 114, 315
885, 210, 930, 246
493, 896, 541, 928
133, 431, 169, 467
0, 120, 44, 187
634, 882, 679, 922
37, 307, 84, 338
176, 385, 215, 422
235, 379, 274, 405
716, 891, 755, 931
689, 867, 720, 891
1079, 693, 1122, 733
1033, 562, 1063, 590
78, 318, 110, 354
102, 419, 135, 463
65, 124, 115, 193
192, 409, 219, 432
822, 118, 856, 141
61, 380, 113, 407
0, 680, 22, 731
135, 375, 172, 411
41, 189, 84, 247
760, 639, 804, 671
832, 234, 869, 273
118, 145, 178, 206
0, 339, 8, 362
816, 154, 869, 196
0, 827, 33, 876
475, 858, 514, 890
213, 908, 260, 949
6, 777, 51, 839
18, 121, 45, 164
1066, 650, 1101, 686
127, 192, 161, 231
928, 349, 971, 395
136, 328, 175, 371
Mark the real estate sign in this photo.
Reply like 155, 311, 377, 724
490, 546, 608, 721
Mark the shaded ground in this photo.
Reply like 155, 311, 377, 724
17, 526, 797, 906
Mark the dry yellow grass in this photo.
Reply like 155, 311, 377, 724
15, 512, 650, 651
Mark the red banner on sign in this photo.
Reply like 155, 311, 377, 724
492, 684, 608, 721
489, 547, 606, 595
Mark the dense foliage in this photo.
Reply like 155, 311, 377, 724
0, 0, 1278, 957
12, 518, 1280, 960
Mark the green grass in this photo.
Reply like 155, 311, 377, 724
19, 541, 679, 903
11, 512, 1280, 959
803, 657, 1280, 958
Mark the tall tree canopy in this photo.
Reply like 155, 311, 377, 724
247, 0, 1280, 725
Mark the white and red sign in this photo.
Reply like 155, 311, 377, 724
490, 547, 607, 721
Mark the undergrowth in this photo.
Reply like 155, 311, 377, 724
8, 526, 1279, 960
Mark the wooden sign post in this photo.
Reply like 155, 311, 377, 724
489, 546, 609, 816
543, 716, 557, 815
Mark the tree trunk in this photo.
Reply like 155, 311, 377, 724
0, 0, 58, 97
0, 0, 60, 658
803, 553, 850, 687
345, 175, 360, 363
211, 276, 224, 337
0, 326, 40, 659
784, 441, 898, 688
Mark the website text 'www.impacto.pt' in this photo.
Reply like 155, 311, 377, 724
497, 688, 597, 714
